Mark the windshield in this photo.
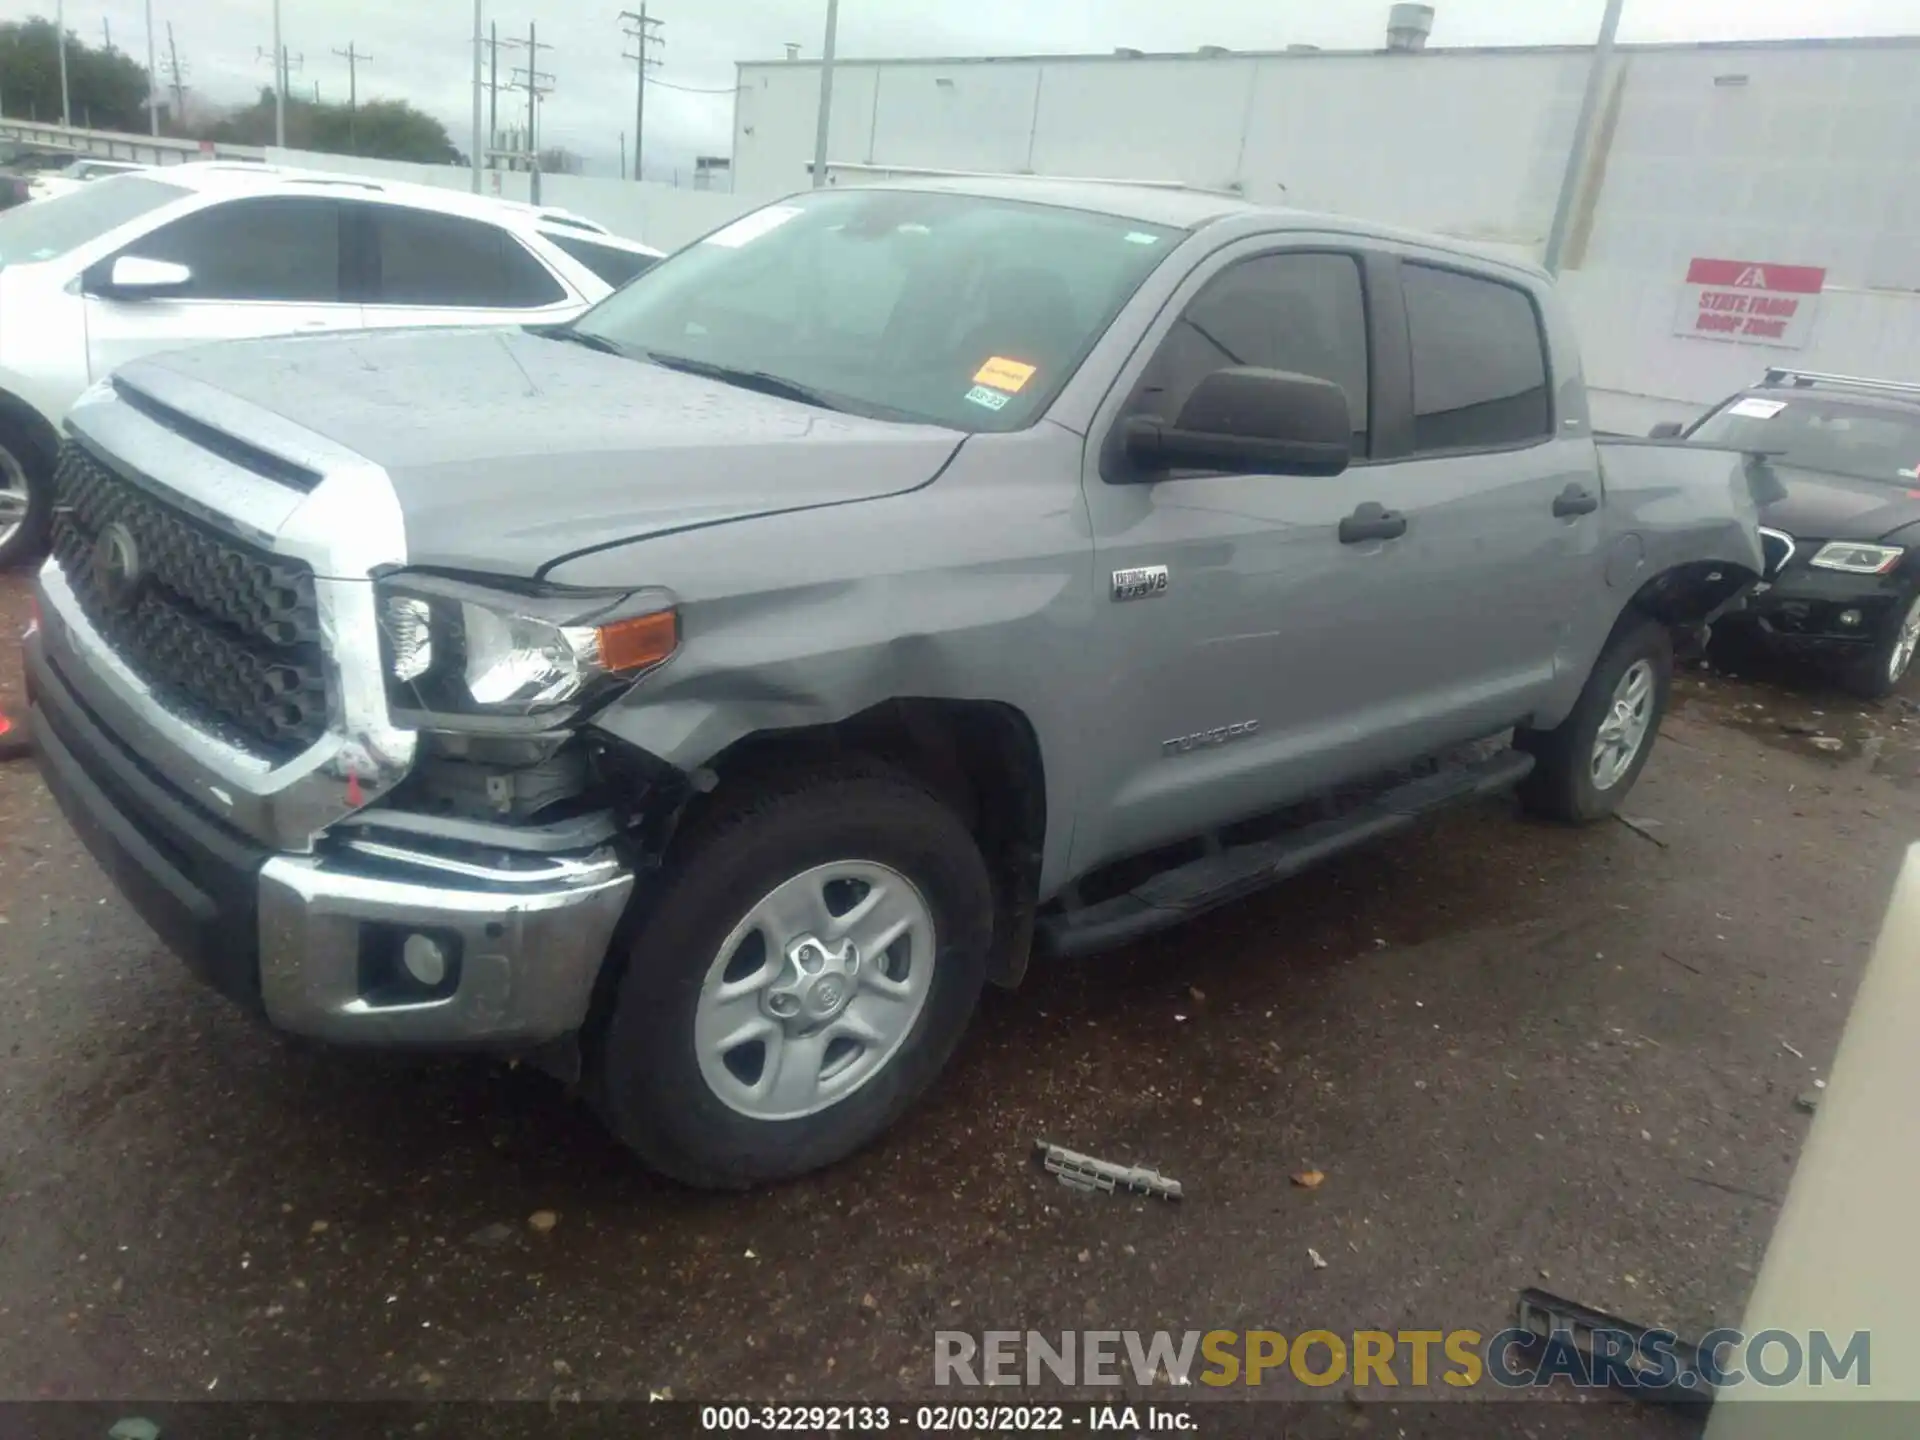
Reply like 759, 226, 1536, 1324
571, 187, 1184, 430
1691, 394, 1920, 486
0, 174, 187, 267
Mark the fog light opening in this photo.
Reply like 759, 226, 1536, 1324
403, 932, 451, 987
1839, 609, 1864, 628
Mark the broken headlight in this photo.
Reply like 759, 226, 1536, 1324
375, 572, 678, 726
1808, 542, 1904, 575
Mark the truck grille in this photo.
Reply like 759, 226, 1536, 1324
49, 442, 330, 759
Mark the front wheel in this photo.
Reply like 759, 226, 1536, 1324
1518, 617, 1673, 823
1842, 591, 1920, 699
591, 765, 994, 1189
0, 424, 51, 572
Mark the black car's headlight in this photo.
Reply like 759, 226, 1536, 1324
375, 573, 678, 727
1807, 542, 1904, 576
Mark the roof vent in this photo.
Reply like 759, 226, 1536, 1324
1386, 3, 1435, 51
1286, 43, 1322, 52
1113, 46, 1145, 58
1197, 44, 1232, 57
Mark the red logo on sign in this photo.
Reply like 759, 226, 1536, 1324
1684, 258, 1826, 294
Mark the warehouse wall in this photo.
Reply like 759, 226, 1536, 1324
735, 38, 1920, 425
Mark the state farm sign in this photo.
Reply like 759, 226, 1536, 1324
1675, 258, 1826, 349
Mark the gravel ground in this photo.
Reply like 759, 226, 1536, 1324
1, 569, 1913, 1433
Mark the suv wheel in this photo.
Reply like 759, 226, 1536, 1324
1518, 617, 1673, 823
0, 424, 49, 571
1843, 591, 1920, 699
591, 764, 994, 1188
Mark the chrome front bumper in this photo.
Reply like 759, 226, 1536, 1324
28, 618, 634, 1051
259, 849, 632, 1048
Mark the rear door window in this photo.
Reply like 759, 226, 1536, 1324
365, 204, 568, 308
1402, 264, 1552, 452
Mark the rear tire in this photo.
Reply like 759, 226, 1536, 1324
591, 764, 994, 1189
0, 422, 52, 572
1518, 618, 1673, 823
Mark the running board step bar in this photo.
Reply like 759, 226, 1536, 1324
1037, 747, 1536, 958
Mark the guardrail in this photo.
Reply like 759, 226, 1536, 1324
0, 118, 267, 167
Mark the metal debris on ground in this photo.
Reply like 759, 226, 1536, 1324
1034, 1141, 1183, 1201
1307, 1247, 1328, 1270
1781, 1040, 1805, 1059
1615, 813, 1669, 848
1810, 736, 1846, 752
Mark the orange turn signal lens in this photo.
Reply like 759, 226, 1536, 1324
596, 609, 679, 674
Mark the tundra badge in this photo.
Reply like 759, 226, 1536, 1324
1112, 564, 1169, 601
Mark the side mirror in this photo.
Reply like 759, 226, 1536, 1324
1647, 421, 1686, 439
1124, 367, 1351, 478
99, 255, 193, 298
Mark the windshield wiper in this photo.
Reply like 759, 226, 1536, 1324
641, 351, 848, 413
526, 323, 631, 358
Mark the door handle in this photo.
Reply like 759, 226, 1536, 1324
1338, 501, 1408, 545
1553, 483, 1600, 518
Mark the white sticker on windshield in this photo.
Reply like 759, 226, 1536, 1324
1728, 397, 1788, 420
703, 205, 804, 249
965, 385, 1011, 412
1124, 231, 1162, 245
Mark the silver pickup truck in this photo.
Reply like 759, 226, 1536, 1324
25, 178, 1769, 1187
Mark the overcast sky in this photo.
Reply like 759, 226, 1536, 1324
11, 0, 1918, 177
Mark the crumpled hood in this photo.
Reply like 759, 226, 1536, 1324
1759, 464, 1920, 544
125, 327, 965, 577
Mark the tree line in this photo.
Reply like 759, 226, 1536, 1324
0, 16, 461, 164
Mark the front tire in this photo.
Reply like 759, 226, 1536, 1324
1518, 617, 1673, 823
0, 422, 51, 572
1842, 590, 1920, 700
591, 764, 994, 1189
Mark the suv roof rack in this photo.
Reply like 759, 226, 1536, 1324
1762, 367, 1920, 398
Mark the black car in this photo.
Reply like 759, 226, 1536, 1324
1655, 368, 1920, 697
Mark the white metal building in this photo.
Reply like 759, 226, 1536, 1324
733, 30, 1920, 427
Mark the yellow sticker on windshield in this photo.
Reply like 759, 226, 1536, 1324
975, 357, 1038, 393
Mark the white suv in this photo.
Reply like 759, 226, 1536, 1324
0, 163, 664, 565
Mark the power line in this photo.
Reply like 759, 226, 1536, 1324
644, 75, 736, 95
619, 8, 664, 183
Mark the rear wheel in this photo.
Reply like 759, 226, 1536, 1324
1842, 591, 1920, 699
0, 423, 50, 572
591, 765, 994, 1188
1518, 618, 1673, 823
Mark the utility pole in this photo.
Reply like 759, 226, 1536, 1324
164, 24, 188, 126
101, 18, 111, 51
272, 0, 284, 145
1544, 0, 1626, 274
332, 43, 371, 149
619, 7, 664, 183
258, 46, 304, 143
810, 0, 840, 187
470, 0, 483, 192
145, 0, 159, 135
55, 0, 71, 127
619, 131, 626, 183
507, 23, 554, 203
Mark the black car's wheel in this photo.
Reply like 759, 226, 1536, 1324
0, 420, 51, 572
1517, 617, 1673, 823
1842, 591, 1920, 699
590, 763, 994, 1189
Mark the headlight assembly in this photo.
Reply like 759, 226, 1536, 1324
1808, 542, 1904, 575
375, 573, 678, 727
